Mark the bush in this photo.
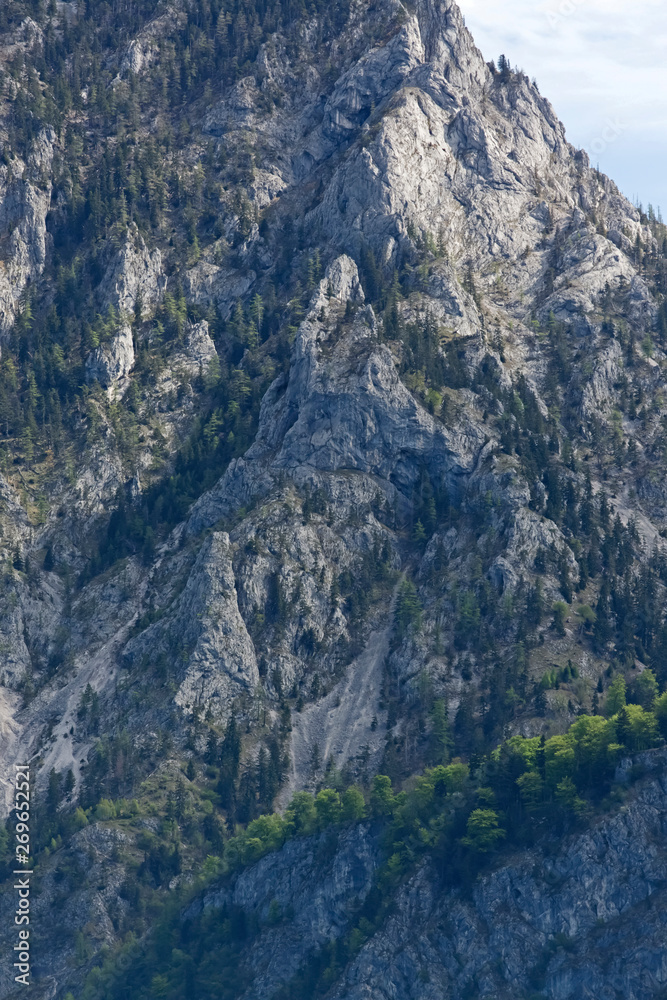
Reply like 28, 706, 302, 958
551, 601, 568, 636
72, 807, 89, 830
95, 799, 117, 821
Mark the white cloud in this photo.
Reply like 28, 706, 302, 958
458, 0, 667, 211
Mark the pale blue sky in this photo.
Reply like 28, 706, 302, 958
459, 0, 667, 215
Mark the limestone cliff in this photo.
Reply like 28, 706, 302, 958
0, 0, 665, 996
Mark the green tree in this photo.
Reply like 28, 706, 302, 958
64, 769, 75, 797
244, 814, 286, 854
205, 354, 222, 390
594, 585, 613, 650
72, 807, 89, 830
623, 704, 659, 751
95, 799, 117, 820
544, 735, 575, 789
654, 691, 667, 739
516, 770, 544, 812
285, 792, 317, 835
461, 809, 506, 852
218, 712, 241, 808
250, 293, 264, 333
47, 768, 62, 812
151, 973, 170, 998
631, 668, 658, 710
370, 775, 396, 817
430, 699, 452, 764
413, 519, 426, 544
551, 601, 568, 636
315, 789, 342, 829
395, 581, 422, 637
554, 777, 585, 815
605, 675, 627, 717
341, 786, 366, 822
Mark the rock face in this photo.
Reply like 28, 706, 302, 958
185, 252, 485, 540
0, 0, 660, 784
0, 0, 667, 996
0, 128, 55, 336
85, 323, 135, 388
182, 319, 218, 373
261, 257, 484, 490
331, 763, 667, 1000
187, 824, 382, 998
124, 532, 260, 718
0, 816, 134, 997
99, 229, 167, 318
183, 259, 256, 318
176, 757, 667, 1000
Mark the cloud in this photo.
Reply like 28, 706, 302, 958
458, 0, 667, 210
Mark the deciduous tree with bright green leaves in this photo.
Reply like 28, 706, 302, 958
461, 809, 506, 852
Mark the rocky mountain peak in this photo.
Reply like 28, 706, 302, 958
0, 0, 667, 996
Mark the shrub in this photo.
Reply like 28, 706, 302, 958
551, 601, 568, 636
95, 799, 117, 821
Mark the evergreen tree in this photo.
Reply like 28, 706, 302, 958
218, 713, 241, 811
594, 584, 613, 651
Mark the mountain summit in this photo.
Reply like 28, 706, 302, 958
0, 0, 666, 996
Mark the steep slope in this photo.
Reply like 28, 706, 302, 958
0, 0, 666, 995
192, 753, 667, 1000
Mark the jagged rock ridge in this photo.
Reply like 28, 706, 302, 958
0, 0, 666, 996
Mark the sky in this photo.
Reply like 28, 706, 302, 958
458, 0, 667, 216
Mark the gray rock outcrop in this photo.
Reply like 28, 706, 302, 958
0, 128, 55, 337
183, 259, 256, 318
188, 825, 381, 998
124, 532, 259, 719
86, 323, 135, 388
0, 1, 667, 995
99, 229, 167, 318
331, 763, 667, 1000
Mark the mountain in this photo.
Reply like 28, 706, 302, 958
0, 0, 667, 997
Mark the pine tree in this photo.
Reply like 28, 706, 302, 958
395, 580, 423, 637
594, 583, 613, 651
205, 729, 218, 764
218, 713, 241, 810
47, 769, 61, 812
